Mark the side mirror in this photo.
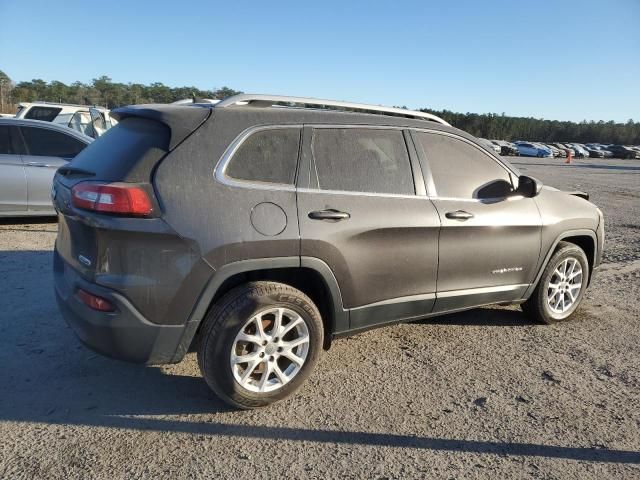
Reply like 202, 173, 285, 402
517, 175, 543, 198
476, 179, 514, 199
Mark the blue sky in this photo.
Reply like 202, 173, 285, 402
1, 0, 638, 122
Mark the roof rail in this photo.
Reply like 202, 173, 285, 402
214, 94, 451, 126
25, 100, 106, 109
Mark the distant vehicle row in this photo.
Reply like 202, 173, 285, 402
479, 138, 640, 159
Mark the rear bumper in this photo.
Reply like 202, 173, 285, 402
54, 249, 188, 364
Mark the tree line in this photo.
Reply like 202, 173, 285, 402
0, 72, 240, 111
420, 108, 640, 145
1, 70, 638, 144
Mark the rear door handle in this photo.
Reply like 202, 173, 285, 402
308, 209, 351, 221
445, 210, 474, 220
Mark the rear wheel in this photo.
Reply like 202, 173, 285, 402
197, 281, 323, 409
522, 242, 589, 324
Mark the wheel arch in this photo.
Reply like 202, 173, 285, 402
171, 257, 347, 362
525, 229, 598, 299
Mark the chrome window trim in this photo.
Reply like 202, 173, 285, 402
214, 124, 302, 192
215, 123, 424, 197
296, 187, 425, 200
411, 128, 519, 199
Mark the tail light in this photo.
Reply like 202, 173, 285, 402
76, 288, 115, 312
71, 182, 153, 216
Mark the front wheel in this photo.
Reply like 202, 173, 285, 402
197, 281, 324, 409
522, 242, 589, 324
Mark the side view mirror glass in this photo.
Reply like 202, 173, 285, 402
517, 175, 543, 198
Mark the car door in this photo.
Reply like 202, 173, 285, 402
411, 130, 542, 313
0, 124, 27, 213
297, 126, 440, 332
18, 125, 87, 212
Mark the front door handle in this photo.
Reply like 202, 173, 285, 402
308, 209, 351, 221
26, 162, 53, 168
445, 210, 474, 220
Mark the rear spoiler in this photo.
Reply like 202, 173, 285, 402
566, 191, 589, 201
111, 104, 212, 150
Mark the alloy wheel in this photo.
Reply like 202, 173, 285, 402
546, 257, 583, 314
230, 307, 310, 393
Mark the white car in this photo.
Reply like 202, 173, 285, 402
478, 137, 501, 155
15, 102, 116, 139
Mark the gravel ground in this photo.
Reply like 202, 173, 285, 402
0, 157, 639, 479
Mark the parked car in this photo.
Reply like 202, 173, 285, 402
584, 146, 605, 158
566, 143, 590, 158
0, 118, 92, 216
479, 138, 501, 155
514, 142, 552, 157
53, 94, 604, 408
15, 102, 116, 139
550, 143, 577, 157
547, 144, 567, 157
585, 144, 613, 158
491, 140, 519, 156
606, 145, 640, 159
543, 144, 565, 158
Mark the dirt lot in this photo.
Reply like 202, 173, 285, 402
1, 157, 639, 479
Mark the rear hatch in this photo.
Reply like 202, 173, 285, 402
53, 105, 214, 325
53, 116, 172, 276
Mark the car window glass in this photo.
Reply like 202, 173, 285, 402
24, 106, 62, 122
415, 132, 511, 199
0, 126, 12, 154
225, 128, 300, 185
69, 111, 96, 137
311, 128, 414, 195
20, 127, 86, 158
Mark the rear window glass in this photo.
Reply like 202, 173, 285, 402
68, 117, 169, 182
312, 128, 414, 195
225, 128, 300, 185
24, 106, 62, 122
20, 126, 86, 158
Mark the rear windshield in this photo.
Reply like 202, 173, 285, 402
24, 106, 62, 122
67, 117, 170, 182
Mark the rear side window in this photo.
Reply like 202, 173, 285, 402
20, 126, 86, 158
311, 128, 414, 195
0, 126, 13, 154
225, 128, 301, 185
24, 106, 62, 122
415, 132, 511, 199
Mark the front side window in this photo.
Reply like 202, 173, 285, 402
24, 106, 62, 122
415, 132, 511, 199
311, 128, 414, 195
225, 128, 300, 185
20, 127, 86, 158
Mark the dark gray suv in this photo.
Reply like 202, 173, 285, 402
53, 94, 604, 408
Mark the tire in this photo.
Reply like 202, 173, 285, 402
522, 241, 589, 324
197, 281, 324, 409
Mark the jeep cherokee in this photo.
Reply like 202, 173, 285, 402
53, 94, 604, 408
